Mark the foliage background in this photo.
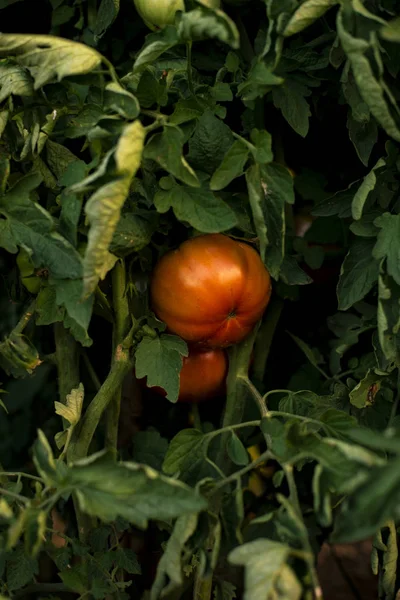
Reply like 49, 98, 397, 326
0, 0, 400, 599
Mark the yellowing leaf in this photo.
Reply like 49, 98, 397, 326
54, 383, 84, 452
55, 383, 84, 426
0, 34, 102, 89
83, 120, 145, 296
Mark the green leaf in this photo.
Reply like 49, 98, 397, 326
332, 454, 400, 543
283, 0, 338, 37
132, 429, 169, 472
347, 113, 378, 167
238, 62, 284, 104
380, 16, 400, 43
349, 370, 383, 409
287, 332, 325, 374
352, 158, 386, 220
210, 140, 250, 191
135, 334, 188, 403
0, 34, 102, 89
154, 184, 237, 233
69, 452, 207, 528
178, 7, 240, 49
373, 213, 400, 286
46, 140, 80, 181
272, 79, 311, 137
83, 119, 145, 296
373, 522, 398, 600
163, 429, 205, 476
104, 82, 139, 120
51, 4, 75, 27
93, 0, 119, 41
110, 212, 158, 256
227, 433, 249, 466
376, 272, 400, 365
337, 239, 379, 311
229, 539, 301, 600
113, 547, 141, 574
134, 27, 180, 72
144, 127, 199, 187
187, 111, 233, 176
51, 279, 94, 347
150, 514, 198, 600
6, 544, 39, 591
214, 581, 237, 600
0, 173, 83, 279
32, 429, 58, 485
35, 286, 64, 326
337, 12, 400, 143
24, 509, 47, 557
250, 129, 274, 164
0, 61, 33, 102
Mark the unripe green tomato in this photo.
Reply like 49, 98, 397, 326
134, 0, 220, 29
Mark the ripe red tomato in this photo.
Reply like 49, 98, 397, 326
150, 234, 271, 347
145, 347, 228, 403
178, 347, 228, 402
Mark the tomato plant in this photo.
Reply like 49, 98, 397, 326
0, 1, 400, 599
151, 234, 271, 347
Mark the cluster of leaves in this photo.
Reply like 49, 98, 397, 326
0, 0, 400, 598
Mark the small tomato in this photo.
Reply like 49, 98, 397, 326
150, 234, 272, 347
145, 346, 228, 403
134, 0, 220, 29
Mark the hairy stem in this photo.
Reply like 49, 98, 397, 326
253, 297, 284, 385
69, 324, 139, 461
106, 260, 130, 455
54, 323, 80, 406
187, 42, 195, 95
284, 466, 323, 599
13, 299, 36, 335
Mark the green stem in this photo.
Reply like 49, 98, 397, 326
69, 324, 139, 461
0, 487, 28, 504
240, 376, 268, 417
187, 42, 195, 95
222, 328, 259, 429
284, 466, 323, 599
106, 260, 130, 455
253, 297, 284, 384
0, 472, 43, 483
213, 449, 273, 492
54, 323, 80, 406
13, 300, 36, 335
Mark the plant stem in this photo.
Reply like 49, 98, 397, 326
213, 449, 273, 492
222, 328, 259, 429
54, 323, 80, 406
284, 466, 323, 599
240, 376, 268, 417
0, 487, 29, 504
0, 472, 43, 483
187, 42, 195, 95
54, 324, 91, 542
70, 324, 139, 460
13, 299, 36, 335
253, 297, 284, 384
106, 260, 130, 455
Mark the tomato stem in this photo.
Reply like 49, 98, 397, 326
186, 42, 195, 95
105, 259, 131, 456
253, 297, 284, 385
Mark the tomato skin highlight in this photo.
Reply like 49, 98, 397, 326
145, 347, 228, 403
150, 234, 272, 348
